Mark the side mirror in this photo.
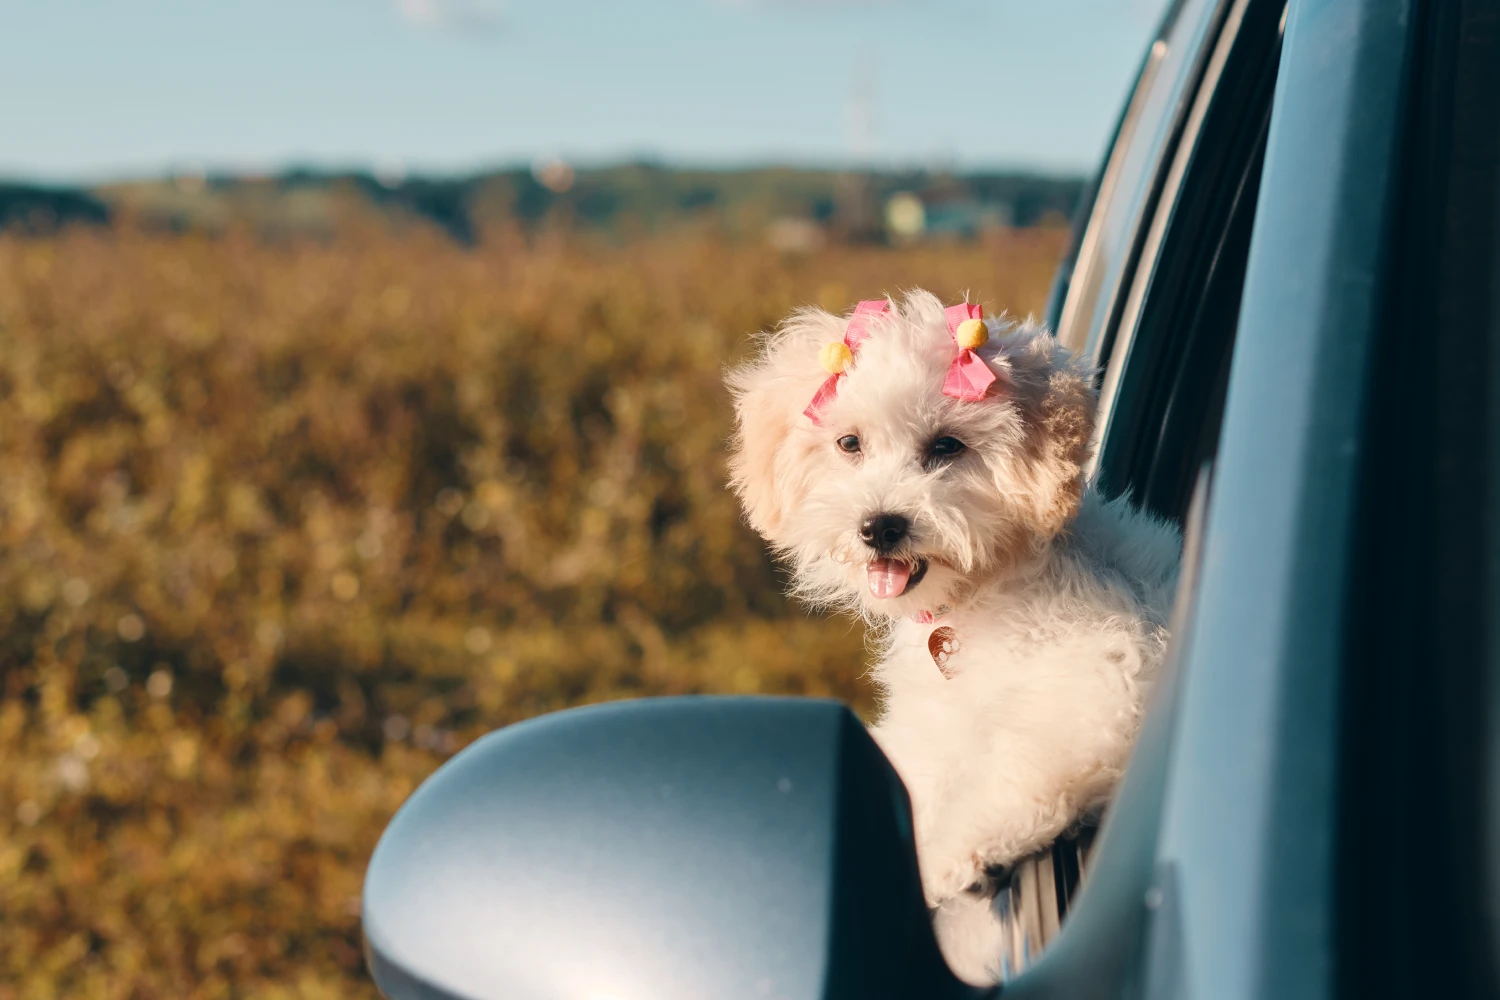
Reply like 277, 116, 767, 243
362, 696, 987, 1000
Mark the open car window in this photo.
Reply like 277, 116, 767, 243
1054, 0, 1234, 365
1094, 0, 1288, 522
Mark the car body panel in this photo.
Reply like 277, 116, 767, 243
1148, 1, 1414, 997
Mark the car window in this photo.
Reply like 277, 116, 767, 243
1054, 0, 1238, 365
1092, 0, 1288, 524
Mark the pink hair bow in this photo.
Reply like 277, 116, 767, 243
803, 299, 889, 424
943, 302, 998, 402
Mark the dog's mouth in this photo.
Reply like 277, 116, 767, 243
866, 557, 928, 599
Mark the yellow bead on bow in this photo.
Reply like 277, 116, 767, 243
819, 341, 854, 375
954, 317, 989, 351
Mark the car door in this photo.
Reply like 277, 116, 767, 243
1011, 0, 1500, 998
989, 0, 1287, 980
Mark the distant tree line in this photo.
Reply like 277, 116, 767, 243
0, 184, 111, 233
0, 164, 1085, 243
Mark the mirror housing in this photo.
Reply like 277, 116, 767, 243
362, 695, 985, 1000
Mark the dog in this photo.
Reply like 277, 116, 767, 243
727, 290, 1180, 984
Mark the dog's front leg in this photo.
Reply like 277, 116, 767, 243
916, 769, 1088, 906
868, 721, 982, 905
914, 790, 1018, 905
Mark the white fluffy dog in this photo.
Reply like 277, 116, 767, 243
727, 290, 1180, 983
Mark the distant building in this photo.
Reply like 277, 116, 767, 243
884, 191, 1013, 243
885, 192, 925, 242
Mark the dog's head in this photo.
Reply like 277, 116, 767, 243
727, 290, 1096, 620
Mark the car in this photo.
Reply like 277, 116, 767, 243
360, 0, 1500, 996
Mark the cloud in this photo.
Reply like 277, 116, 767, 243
394, 0, 505, 33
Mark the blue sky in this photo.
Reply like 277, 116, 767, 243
2, 0, 1167, 182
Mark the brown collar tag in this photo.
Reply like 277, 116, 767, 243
927, 626, 960, 678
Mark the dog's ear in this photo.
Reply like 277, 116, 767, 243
726, 311, 840, 543
1003, 331, 1098, 539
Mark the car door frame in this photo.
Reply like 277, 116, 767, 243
1005, 1, 1422, 997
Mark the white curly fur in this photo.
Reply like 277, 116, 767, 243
727, 290, 1180, 984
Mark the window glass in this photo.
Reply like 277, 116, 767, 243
1095, 0, 1288, 523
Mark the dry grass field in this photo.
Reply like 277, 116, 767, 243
0, 221, 1064, 999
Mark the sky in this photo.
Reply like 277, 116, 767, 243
1, 0, 1168, 183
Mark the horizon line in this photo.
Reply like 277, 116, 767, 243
0, 154, 1095, 190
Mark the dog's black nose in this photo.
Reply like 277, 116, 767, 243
860, 513, 910, 554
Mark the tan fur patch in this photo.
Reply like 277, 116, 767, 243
725, 309, 848, 546
1006, 344, 1096, 542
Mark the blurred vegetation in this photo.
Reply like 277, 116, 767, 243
0, 220, 1063, 999
1, 165, 1083, 244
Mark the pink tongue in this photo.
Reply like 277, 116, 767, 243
867, 558, 913, 599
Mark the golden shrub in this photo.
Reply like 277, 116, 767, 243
0, 223, 1063, 999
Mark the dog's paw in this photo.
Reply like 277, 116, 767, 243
921, 846, 989, 906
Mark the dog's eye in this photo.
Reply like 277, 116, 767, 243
931, 436, 966, 458
837, 435, 861, 454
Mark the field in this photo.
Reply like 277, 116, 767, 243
0, 221, 1064, 999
